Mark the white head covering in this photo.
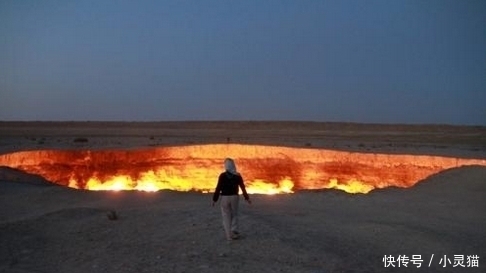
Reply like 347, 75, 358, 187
224, 158, 238, 175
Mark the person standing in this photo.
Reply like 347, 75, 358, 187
212, 158, 251, 240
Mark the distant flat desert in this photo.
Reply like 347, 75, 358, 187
0, 121, 485, 273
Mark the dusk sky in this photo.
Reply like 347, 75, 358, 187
1, 0, 485, 125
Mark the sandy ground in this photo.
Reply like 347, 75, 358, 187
0, 122, 485, 273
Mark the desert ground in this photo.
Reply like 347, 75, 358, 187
0, 121, 485, 273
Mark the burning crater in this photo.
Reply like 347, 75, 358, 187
0, 144, 485, 194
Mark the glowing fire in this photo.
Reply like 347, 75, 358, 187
0, 144, 485, 194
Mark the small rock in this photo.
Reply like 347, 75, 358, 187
107, 210, 118, 220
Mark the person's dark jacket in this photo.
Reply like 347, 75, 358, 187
212, 171, 250, 202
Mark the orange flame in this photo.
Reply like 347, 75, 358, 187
0, 144, 485, 194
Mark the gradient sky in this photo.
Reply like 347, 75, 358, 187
1, 0, 485, 125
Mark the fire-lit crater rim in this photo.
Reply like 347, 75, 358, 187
0, 144, 485, 194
